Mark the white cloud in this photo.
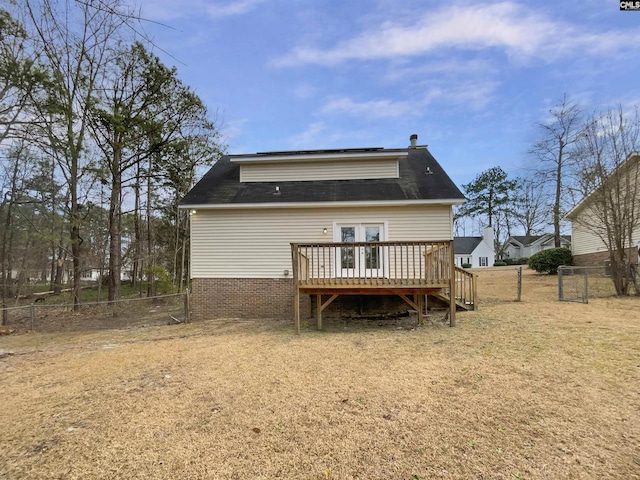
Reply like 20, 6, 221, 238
274, 2, 625, 67
288, 122, 375, 148
140, 0, 266, 21
320, 97, 415, 119
293, 84, 317, 100
383, 58, 497, 83
204, 0, 267, 18
289, 122, 327, 147
220, 118, 248, 146
318, 79, 498, 121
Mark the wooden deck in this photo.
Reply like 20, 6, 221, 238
291, 241, 477, 333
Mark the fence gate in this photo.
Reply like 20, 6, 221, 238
558, 265, 618, 303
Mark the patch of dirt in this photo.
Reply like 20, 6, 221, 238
0, 267, 639, 479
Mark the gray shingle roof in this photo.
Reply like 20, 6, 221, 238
510, 235, 544, 246
180, 147, 464, 206
509, 234, 571, 247
454, 237, 483, 255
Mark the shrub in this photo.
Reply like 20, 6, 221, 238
505, 257, 529, 265
493, 261, 507, 267
143, 265, 174, 295
461, 263, 472, 268
527, 248, 572, 275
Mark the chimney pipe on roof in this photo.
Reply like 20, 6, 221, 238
410, 134, 418, 148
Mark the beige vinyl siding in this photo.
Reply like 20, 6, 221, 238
571, 217, 609, 256
572, 213, 640, 256
190, 205, 452, 278
569, 155, 640, 257
239, 159, 399, 182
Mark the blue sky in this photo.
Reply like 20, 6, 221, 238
139, 0, 640, 187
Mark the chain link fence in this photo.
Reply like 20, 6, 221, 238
473, 266, 523, 305
558, 265, 621, 303
1, 292, 190, 333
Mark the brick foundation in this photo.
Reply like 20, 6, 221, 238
573, 248, 638, 267
572, 251, 610, 267
190, 278, 425, 321
191, 277, 310, 320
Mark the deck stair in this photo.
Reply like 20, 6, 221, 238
432, 266, 477, 311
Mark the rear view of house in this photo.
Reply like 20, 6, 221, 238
180, 135, 472, 330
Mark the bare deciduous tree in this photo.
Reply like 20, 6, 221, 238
513, 176, 549, 236
570, 106, 640, 295
530, 94, 583, 247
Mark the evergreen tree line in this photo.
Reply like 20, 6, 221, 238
0, 0, 225, 321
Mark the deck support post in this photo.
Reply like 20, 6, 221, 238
317, 294, 339, 330
398, 294, 421, 325
294, 288, 300, 334
449, 240, 456, 327
291, 243, 300, 334
417, 294, 424, 326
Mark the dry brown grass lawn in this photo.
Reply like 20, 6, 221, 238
1, 268, 638, 479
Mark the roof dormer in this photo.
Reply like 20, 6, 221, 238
231, 147, 407, 182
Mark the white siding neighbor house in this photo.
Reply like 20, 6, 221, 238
565, 152, 640, 267
180, 135, 473, 329
503, 234, 571, 260
454, 227, 495, 268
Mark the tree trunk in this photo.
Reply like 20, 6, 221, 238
53, 255, 64, 295
146, 156, 154, 297
108, 147, 122, 302
554, 142, 564, 248
1, 160, 19, 323
132, 173, 141, 289
70, 200, 82, 309
16, 238, 32, 301
69, 144, 82, 309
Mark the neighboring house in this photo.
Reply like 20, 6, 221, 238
180, 134, 471, 328
565, 152, 640, 267
80, 268, 132, 283
503, 234, 571, 260
454, 227, 495, 268
80, 268, 102, 282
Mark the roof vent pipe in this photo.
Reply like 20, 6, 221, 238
410, 134, 418, 148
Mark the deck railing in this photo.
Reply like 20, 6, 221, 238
448, 266, 478, 310
292, 241, 453, 287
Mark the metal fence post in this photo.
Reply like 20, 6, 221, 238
558, 267, 564, 301
30, 303, 35, 331
584, 269, 589, 304
184, 289, 190, 323
516, 266, 522, 302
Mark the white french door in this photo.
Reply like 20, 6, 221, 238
335, 223, 385, 278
